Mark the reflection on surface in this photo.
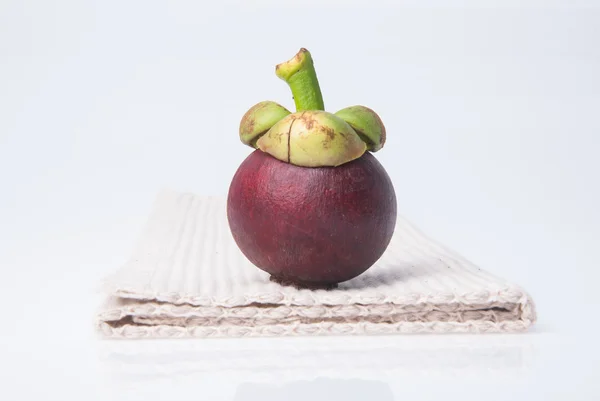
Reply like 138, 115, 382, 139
98, 334, 538, 400
234, 378, 394, 401
100, 335, 535, 379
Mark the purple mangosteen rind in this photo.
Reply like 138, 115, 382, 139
227, 150, 397, 288
229, 48, 397, 289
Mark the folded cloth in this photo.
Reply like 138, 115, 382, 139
96, 190, 536, 338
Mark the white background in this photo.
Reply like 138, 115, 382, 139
1, 0, 599, 400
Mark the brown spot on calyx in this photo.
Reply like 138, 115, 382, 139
299, 113, 316, 130
241, 115, 262, 147
321, 125, 335, 140
245, 117, 255, 133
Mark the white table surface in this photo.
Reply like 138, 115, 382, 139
1, 0, 599, 399
1, 216, 598, 401
1, 270, 598, 401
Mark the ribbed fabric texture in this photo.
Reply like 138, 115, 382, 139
97, 190, 536, 338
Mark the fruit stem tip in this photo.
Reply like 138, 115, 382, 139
275, 48, 324, 112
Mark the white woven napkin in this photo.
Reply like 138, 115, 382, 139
96, 190, 536, 338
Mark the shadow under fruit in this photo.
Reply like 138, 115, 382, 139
227, 48, 397, 289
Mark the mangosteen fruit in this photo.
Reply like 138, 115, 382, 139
227, 48, 396, 289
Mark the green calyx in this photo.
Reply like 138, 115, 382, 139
257, 110, 366, 167
335, 106, 386, 152
238, 48, 386, 167
239, 101, 291, 147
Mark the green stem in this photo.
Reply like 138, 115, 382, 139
275, 48, 324, 112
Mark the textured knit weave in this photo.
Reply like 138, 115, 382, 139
97, 190, 536, 338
